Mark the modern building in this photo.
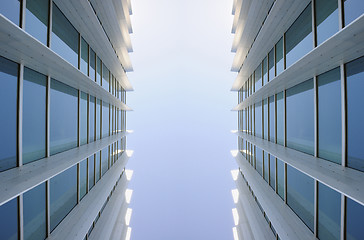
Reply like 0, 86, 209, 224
0, 0, 134, 239
230, 0, 364, 239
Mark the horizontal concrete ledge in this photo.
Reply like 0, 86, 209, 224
234, 131, 364, 206
49, 155, 130, 240
0, 131, 130, 206
231, 12, 364, 92
0, 15, 132, 111
233, 155, 315, 240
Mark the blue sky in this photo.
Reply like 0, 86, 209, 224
126, 0, 238, 238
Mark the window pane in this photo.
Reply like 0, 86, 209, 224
263, 57, 268, 85
101, 146, 108, 176
277, 159, 284, 200
318, 183, 340, 240
89, 96, 95, 142
50, 79, 78, 155
95, 151, 101, 182
79, 159, 87, 200
80, 37, 88, 75
318, 67, 341, 164
0, 0, 20, 26
286, 79, 314, 155
315, 0, 339, 45
25, 0, 48, 45
276, 92, 284, 145
24, 182, 46, 240
346, 197, 364, 240
255, 147, 263, 176
287, 165, 314, 232
344, 0, 364, 26
23, 67, 46, 164
51, 3, 78, 68
254, 63, 262, 92
346, 56, 364, 171
88, 155, 95, 190
268, 48, 275, 80
50, 165, 77, 231
263, 98, 268, 140
96, 99, 101, 140
269, 156, 275, 190
102, 63, 110, 92
0, 57, 18, 172
269, 96, 275, 142
80, 92, 88, 145
96, 57, 101, 85
0, 198, 18, 240
276, 38, 284, 75
102, 102, 109, 138
285, 3, 313, 68
263, 151, 269, 182
89, 48, 96, 81
255, 102, 262, 138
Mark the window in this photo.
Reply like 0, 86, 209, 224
0, 198, 18, 240
0, 0, 20, 26
101, 146, 108, 176
80, 92, 88, 145
25, 0, 49, 45
346, 56, 364, 172
269, 95, 275, 142
344, 0, 364, 27
89, 48, 96, 81
276, 92, 284, 145
96, 99, 101, 140
102, 63, 110, 92
318, 67, 341, 164
277, 159, 284, 200
255, 102, 262, 138
79, 159, 87, 200
318, 183, 340, 240
315, 0, 339, 45
50, 79, 78, 155
286, 79, 314, 155
24, 182, 46, 240
285, 3, 313, 68
287, 165, 314, 232
89, 96, 95, 142
346, 197, 364, 240
256, 147, 263, 176
95, 151, 101, 182
51, 3, 78, 68
102, 102, 109, 138
263, 151, 269, 182
263, 98, 268, 140
23, 67, 46, 164
268, 48, 275, 80
96, 57, 101, 85
254, 63, 262, 92
269, 157, 275, 190
50, 165, 77, 231
80, 37, 88, 75
0, 57, 18, 172
275, 38, 284, 75
88, 155, 95, 190
263, 57, 268, 85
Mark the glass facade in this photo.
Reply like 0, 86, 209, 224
263, 151, 269, 182
88, 155, 95, 190
276, 92, 284, 145
277, 158, 284, 200
315, 0, 338, 45
96, 57, 101, 86
25, 0, 49, 45
346, 198, 364, 240
344, 0, 364, 27
263, 57, 268, 85
23, 67, 46, 164
95, 151, 101, 182
255, 102, 262, 138
89, 96, 95, 142
256, 147, 263, 176
255, 64, 262, 92
263, 98, 268, 140
80, 37, 89, 76
269, 156, 275, 190
89, 48, 96, 81
96, 99, 101, 140
102, 101, 109, 138
80, 92, 88, 145
0, 0, 20, 26
275, 38, 284, 75
269, 95, 275, 142
268, 48, 275, 80
0, 198, 18, 240
101, 147, 109, 176
79, 159, 87, 200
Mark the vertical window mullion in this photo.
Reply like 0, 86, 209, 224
312, 0, 317, 48
338, 0, 344, 29
47, 0, 52, 48
18, 64, 24, 167
314, 76, 318, 157
18, 195, 23, 240
314, 180, 318, 237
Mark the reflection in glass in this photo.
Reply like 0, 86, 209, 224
88, 155, 95, 190
102, 63, 110, 92
263, 151, 269, 182
96, 57, 101, 85
79, 159, 87, 200
315, 0, 338, 45
277, 159, 284, 200
96, 99, 101, 140
80, 92, 88, 145
269, 156, 275, 190
254, 64, 262, 92
263, 57, 268, 85
255, 102, 262, 138
89, 96, 95, 142
24, 183, 46, 240
25, 0, 49, 45
101, 147, 108, 176
102, 102, 109, 138
50, 165, 77, 231
0, 0, 20, 26
0, 57, 18, 172
318, 67, 341, 164
276, 92, 284, 145
344, 0, 364, 26
268, 48, 275, 80
276, 38, 284, 75
256, 147, 263, 176
51, 3, 78, 68
287, 165, 314, 232
347, 57, 364, 171
95, 151, 101, 182
50, 79, 78, 155
286, 79, 314, 155
0, 198, 18, 240
80, 37, 88, 75
263, 98, 268, 140
285, 3, 312, 68
23, 67, 46, 164
269, 96, 275, 142
89, 48, 96, 81
318, 183, 340, 240
346, 197, 364, 240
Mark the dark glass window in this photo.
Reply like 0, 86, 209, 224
51, 3, 78, 68
23, 67, 46, 164
96, 99, 101, 140
0, 198, 18, 240
88, 155, 95, 190
318, 67, 341, 164
96, 57, 101, 85
263, 98, 268, 140
277, 159, 284, 200
344, 0, 364, 26
80, 37, 88, 75
95, 151, 101, 182
50, 79, 78, 155
102, 63, 110, 92
79, 159, 87, 200
80, 92, 88, 145
25, 0, 49, 45
286, 79, 314, 155
0, 0, 20, 26
285, 3, 313, 68
101, 146, 108, 176
50, 165, 77, 231
102, 102, 109, 138
254, 63, 262, 92
255, 102, 262, 138
24, 182, 46, 240
276, 92, 284, 145
263, 151, 269, 182
276, 38, 284, 75
346, 56, 364, 171
315, 0, 339, 45
268, 48, 275, 80
0, 57, 18, 172
269, 156, 275, 190
287, 165, 314, 232
346, 197, 364, 240
318, 183, 340, 240
256, 147, 263, 176
263, 57, 268, 85
89, 48, 96, 81
89, 96, 95, 142
269, 96, 275, 142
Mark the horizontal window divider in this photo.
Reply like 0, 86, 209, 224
0, 131, 130, 206
231, 0, 310, 74
49, 154, 130, 240
232, 13, 364, 108
234, 173, 276, 240
233, 153, 314, 240
0, 15, 132, 111
234, 131, 364, 206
